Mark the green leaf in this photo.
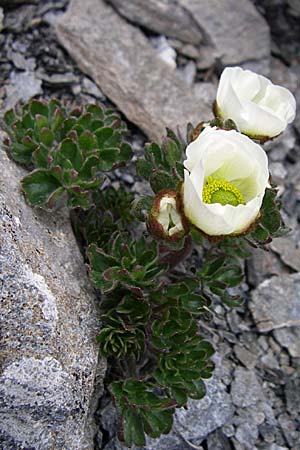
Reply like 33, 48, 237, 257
132, 196, 153, 221
32, 145, 50, 169
123, 409, 146, 447
30, 100, 49, 118
21, 169, 62, 208
3, 109, 17, 127
40, 128, 54, 147
35, 114, 49, 133
10, 142, 33, 165
145, 142, 163, 166
162, 137, 182, 167
150, 170, 178, 193
136, 159, 153, 179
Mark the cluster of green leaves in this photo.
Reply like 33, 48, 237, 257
3, 100, 132, 209
87, 230, 214, 447
111, 380, 175, 447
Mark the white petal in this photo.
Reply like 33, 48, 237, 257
216, 66, 296, 138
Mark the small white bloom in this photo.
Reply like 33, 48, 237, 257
216, 66, 296, 139
183, 127, 269, 236
149, 190, 185, 241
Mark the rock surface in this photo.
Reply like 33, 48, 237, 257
178, 0, 270, 68
55, 0, 213, 142
0, 147, 105, 450
107, 0, 203, 45
231, 368, 264, 408
3, 70, 42, 112
249, 274, 300, 331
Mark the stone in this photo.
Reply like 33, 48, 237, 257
273, 326, 300, 358
0, 147, 105, 449
284, 377, 300, 415
3, 4, 36, 32
178, 60, 196, 86
235, 422, 258, 450
3, 70, 42, 112
249, 274, 300, 331
264, 125, 296, 162
106, 0, 203, 45
178, 0, 270, 67
36, 70, 79, 86
55, 0, 213, 142
269, 215, 300, 272
7, 49, 36, 71
0, 0, 39, 4
0, 6, 3, 32
231, 368, 264, 408
175, 375, 234, 440
246, 248, 287, 287
150, 35, 177, 69
233, 345, 258, 369
82, 77, 105, 100
207, 429, 231, 450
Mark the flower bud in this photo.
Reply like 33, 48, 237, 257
148, 190, 187, 241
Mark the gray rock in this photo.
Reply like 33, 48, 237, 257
264, 125, 296, 162
273, 326, 300, 358
178, 60, 196, 86
150, 35, 177, 69
270, 218, 300, 272
0, 0, 39, 4
175, 375, 234, 440
107, 0, 203, 45
235, 422, 258, 450
233, 345, 258, 369
82, 77, 105, 100
0, 147, 105, 450
3, 70, 42, 112
55, 0, 213, 142
284, 377, 300, 415
231, 368, 264, 408
246, 248, 287, 287
0, 6, 3, 32
36, 70, 79, 86
178, 0, 270, 67
3, 4, 36, 32
249, 274, 300, 331
7, 49, 36, 71
207, 429, 231, 450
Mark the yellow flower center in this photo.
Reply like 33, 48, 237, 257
202, 176, 245, 206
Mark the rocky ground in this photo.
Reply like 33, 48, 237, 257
0, 1, 300, 449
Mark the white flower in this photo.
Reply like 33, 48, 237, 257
183, 127, 269, 236
215, 66, 296, 139
148, 190, 186, 241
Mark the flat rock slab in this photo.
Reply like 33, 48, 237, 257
107, 0, 203, 45
249, 273, 300, 332
179, 0, 270, 67
0, 147, 105, 450
55, 0, 213, 142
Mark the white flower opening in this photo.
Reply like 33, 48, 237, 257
157, 196, 184, 237
183, 127, 269, 236
216, 66, 296, 139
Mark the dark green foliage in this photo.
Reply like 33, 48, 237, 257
87, 234, 166, 295
71, 186, 137, 252
198, 248, 245, 308
246, 187, 289, 247
3, 100, 132, 209
111, 380, 175, 447
136, 128, 184, 195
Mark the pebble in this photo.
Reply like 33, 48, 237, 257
231, 368, 264, 408
150, 36, 177, 69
